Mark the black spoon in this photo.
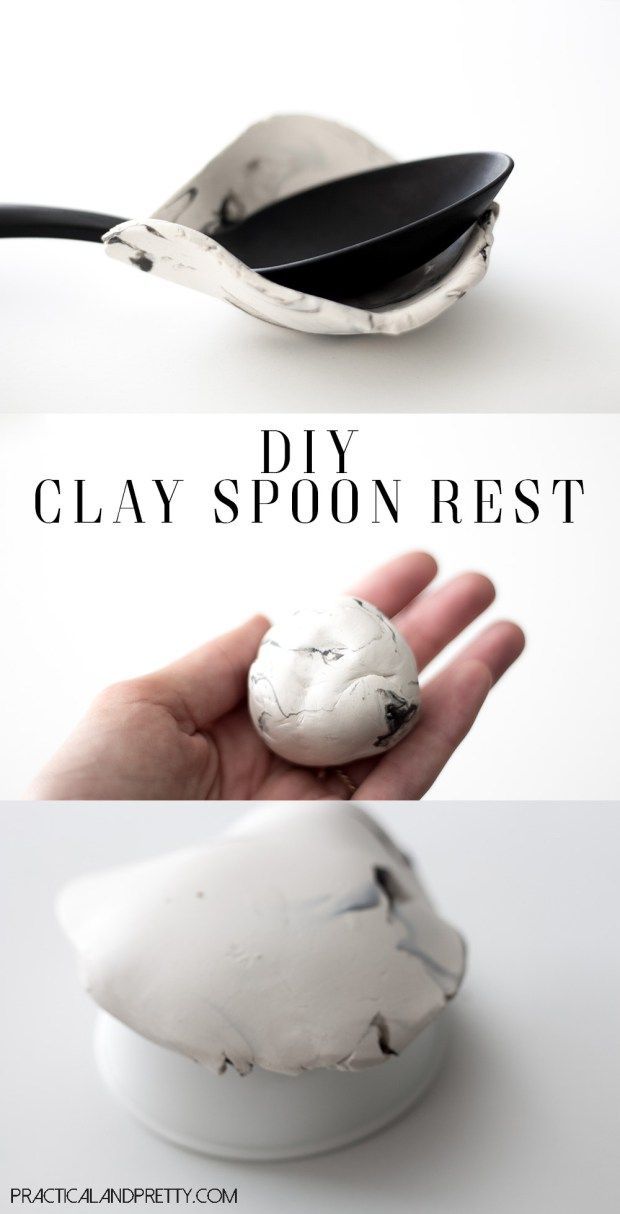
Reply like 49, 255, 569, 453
0, 151, 512, 302
212, 152, 513, 300
0, 205, 123, 242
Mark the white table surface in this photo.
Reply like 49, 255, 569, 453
0, 0, 618, 414
2, 800, 619, 1212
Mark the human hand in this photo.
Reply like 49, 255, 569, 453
27, 551, 524, 801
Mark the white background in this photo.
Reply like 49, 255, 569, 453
0, 411, 617, 801
0, 0, 618, 414
2, 799, 619, 1212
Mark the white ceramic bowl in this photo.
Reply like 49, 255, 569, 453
94, 1009, 448, 1161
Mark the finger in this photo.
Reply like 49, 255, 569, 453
348, 550, 438, 617
452, 618, 526, 685
355, 620, 525, 801
144, 614, 270, 728
395, 572, 496, 670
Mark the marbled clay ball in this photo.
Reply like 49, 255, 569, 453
248, 597, 420, 766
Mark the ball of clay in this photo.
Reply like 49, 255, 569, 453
248, 596, 420, 766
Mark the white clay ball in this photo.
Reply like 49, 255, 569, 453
248, 597, 420, 767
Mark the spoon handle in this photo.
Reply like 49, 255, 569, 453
0, 204, 125, 241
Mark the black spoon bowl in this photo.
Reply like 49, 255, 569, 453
212, 152, 513, 301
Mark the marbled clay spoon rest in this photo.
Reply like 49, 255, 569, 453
0, 116, 513, 336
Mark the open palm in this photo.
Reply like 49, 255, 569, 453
28, 552, 524, 801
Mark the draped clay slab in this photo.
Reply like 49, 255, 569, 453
58, 803, 466, 1077
248, 597, 420, 766
102, 114, 498, 335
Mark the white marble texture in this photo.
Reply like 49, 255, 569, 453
155, 114, 393, 234
102, 115, 498, 336
248, 597, 420, 766
57, 803, 465, 1077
